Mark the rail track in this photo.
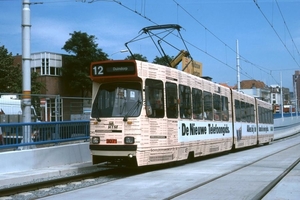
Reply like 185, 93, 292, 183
165, 141, 300, 199
1, 134, 300, 200
0, 166, 143, 199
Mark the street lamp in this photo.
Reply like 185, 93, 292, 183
295, 75, 299, 117
110, 49, 128, 58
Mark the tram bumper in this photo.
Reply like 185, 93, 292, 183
89, 144, 138, 166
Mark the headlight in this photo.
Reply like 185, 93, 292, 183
92, 136, 100, 144
124, 136, 135, 144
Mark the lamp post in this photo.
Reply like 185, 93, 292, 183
20, 0, 43, 149
110, 49, 128, 59
280, 72, 283, 119
295, 75, 299, 117
20, 0, 32, 149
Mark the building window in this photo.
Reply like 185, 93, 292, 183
31, 53, 62, 76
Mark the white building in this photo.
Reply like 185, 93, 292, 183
31, 52, 62, 76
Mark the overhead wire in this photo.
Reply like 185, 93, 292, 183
253, 0, 300, 68
80, 0, 285, 84
3, 0, 292, 86
114, 0, 283, 84
275, 0, 300, 57
172, 0, 279, 83
110, 0, 158, 25
109, 0, 260, 81
76, 0, 300, 82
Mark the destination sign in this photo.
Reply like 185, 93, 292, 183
92, 64, 136, 76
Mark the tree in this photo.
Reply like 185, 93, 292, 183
0, 45, 44, 94
152, 55, 174, 66
0, 46, 22, 93
62, 31, 108, 96
124, 53, 148, 62
31, 72, 46, 95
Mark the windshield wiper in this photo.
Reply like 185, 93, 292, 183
123, 100, 142, 122
120, 98, 127, 115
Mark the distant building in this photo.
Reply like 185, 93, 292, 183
269, 84, 291, 113
230, 79, 292, 111
14, 52, 89, 97
233, 80, 271, 103
13, 52, 91, 121
219, 83, 234, 89
13, 52, 66, 96
270, 85, 282, 105
31, 52, 64, 95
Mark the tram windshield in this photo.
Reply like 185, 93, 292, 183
91, 82, 142, 118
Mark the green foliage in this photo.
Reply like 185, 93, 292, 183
0, 45, 45, 94
0, 46, 22, 93
124, 53, 148, 62
152, 55, 174, 66
62, 31, 108, 96
31, 72, 46, 94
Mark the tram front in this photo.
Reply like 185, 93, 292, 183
89, 60, 143, 167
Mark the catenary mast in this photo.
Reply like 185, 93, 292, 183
236, 40, 240, 92
22, 0, 32, 148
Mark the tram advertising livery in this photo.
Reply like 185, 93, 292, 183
89, 59, 274, 167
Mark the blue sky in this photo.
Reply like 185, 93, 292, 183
1, 0, 299, 91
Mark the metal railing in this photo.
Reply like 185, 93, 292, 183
273, 112, 300, 119
0, 121, 90, 150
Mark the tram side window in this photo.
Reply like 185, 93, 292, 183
263, 107, 267, 123
235, 100, 241, 122
250, 103, 255, 123
179, 85, 191, 119
269, 108, 273, 123
192, 88, 203, 119
213, 94, 221, 121
263, 108, 266, 123
203, 91, 212, 120
263, 107, 273, 124
258, 106, 265, 123
145, 79, 164, 118
258, 106, 262, 123
244, 103, 250, 123
269, 109, 274, 124
241, 101, 246, 122
265, 108, 269, 123
166, 82, 178, 118
221, 96, 229, 121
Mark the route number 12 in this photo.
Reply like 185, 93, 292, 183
93, 66, 103, 76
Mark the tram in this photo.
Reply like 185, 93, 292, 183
89, 59, 274, 167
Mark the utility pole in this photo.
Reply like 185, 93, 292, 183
295, 75, 298, 117
280, 72, 283, 120
236, 40, 240, 92
21, 0, 32, 148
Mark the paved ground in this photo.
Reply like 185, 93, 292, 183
32, 136, 300, 200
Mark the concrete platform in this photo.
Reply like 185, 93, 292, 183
0, 122, 298, 176
0, 142, 91, 175
3, 134, 297, 200
39, 139, 300, 200
0, 127, 299, 199
0, 161, 94, 188
262, 162, 300, 200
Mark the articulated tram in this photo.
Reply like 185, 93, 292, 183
89, 60, 274, 167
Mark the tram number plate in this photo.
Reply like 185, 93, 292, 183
106, 139, 117, 144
